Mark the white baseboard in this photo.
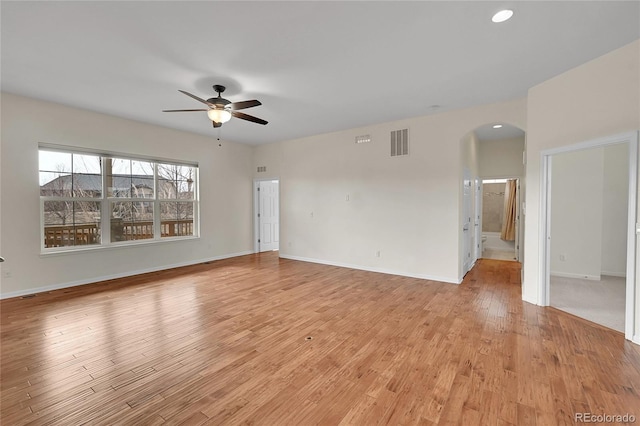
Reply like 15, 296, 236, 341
550, 271, 601, 281
633, 334, 640, 346
601, 271, 627, 278
279, 254, 460, 284
0, 251, 253, 300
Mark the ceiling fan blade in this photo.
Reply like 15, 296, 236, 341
212, 121, 222, 128
231, 111, 268, 125
178, 90, 214, 106
230, 100, 262, 110
163, 109, 209, 112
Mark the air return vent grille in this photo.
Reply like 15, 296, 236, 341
390, 129, 409, 157
257, 166, 267, 173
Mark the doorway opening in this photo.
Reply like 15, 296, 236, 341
540, 132, 638, 340
480, 178, 519, 261
460, 122, 526, 281
254, 179, 280, 253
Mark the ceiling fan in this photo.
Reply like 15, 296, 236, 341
163, 85, 267, 128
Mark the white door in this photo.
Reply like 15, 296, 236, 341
257, 180, 279, 252
474, 177, 482, 261
463, 168, 473, 274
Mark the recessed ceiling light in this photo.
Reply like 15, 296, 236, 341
492, 10, 513, 23
493, 124, 503, 129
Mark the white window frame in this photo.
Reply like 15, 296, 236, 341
39, 145, 200, 254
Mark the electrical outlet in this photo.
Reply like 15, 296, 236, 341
559, 254, 566, 262
376, 250, 381, 258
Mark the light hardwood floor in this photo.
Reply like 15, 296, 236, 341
2, 253, 639, 425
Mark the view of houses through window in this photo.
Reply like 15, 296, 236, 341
39, 148, 198, 249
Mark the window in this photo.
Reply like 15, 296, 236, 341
39, 147, 198, 251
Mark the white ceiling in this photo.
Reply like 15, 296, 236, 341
475, 123, 524, 141
2, 1, 638, 146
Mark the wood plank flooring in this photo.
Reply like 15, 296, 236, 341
2, 253, 639, 425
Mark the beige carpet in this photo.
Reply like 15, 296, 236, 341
550, 275, 625, 333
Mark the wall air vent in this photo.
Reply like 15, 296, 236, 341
390, 129, 409, 157
257, 166, 267, 173
355, 134, 371, 144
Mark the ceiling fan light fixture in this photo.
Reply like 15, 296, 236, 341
492, 9, 513, 23
207, 108, 232, 124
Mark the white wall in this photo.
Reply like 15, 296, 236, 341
525, 39, 639, 337
550, 147, 605, 279
253, 98, 526, 283
0, 93, 254, 298
602, 143, 629, 276
478, 137, 525, 179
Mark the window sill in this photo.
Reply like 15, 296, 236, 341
40, 235, 200, 257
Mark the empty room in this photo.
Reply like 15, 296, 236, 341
2, 2, 640, 425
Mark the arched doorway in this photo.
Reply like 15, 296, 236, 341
460, 123, 526, 278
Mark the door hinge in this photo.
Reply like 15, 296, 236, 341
258, 213, 261, 217
257, 187, 260, 191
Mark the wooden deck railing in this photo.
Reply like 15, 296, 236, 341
44, 219, 194, 248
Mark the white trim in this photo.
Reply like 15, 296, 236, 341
39, 235, 200, 257
541, 154, 552, 306
625, 133, 638, 341
601, 271, 627, 278
253, 177, 280, 254
280, 254, 461, 284
550, 272, 601, 281
540, 131, 638, 343
0, 251, 253, 300
540, 132, 637, 156
39, 142, 199, 167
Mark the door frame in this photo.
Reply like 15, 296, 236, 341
474, 177, 482, 262
463, 167, 474, 275
479, 177, 521, 261
253, 178, 281, 253
540, 131, 638, 342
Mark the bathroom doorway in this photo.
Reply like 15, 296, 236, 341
481, 178, 519, 261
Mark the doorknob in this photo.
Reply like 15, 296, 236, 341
0, 256, 4, 262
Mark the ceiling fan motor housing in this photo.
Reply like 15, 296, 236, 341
207, 97, 231, 108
